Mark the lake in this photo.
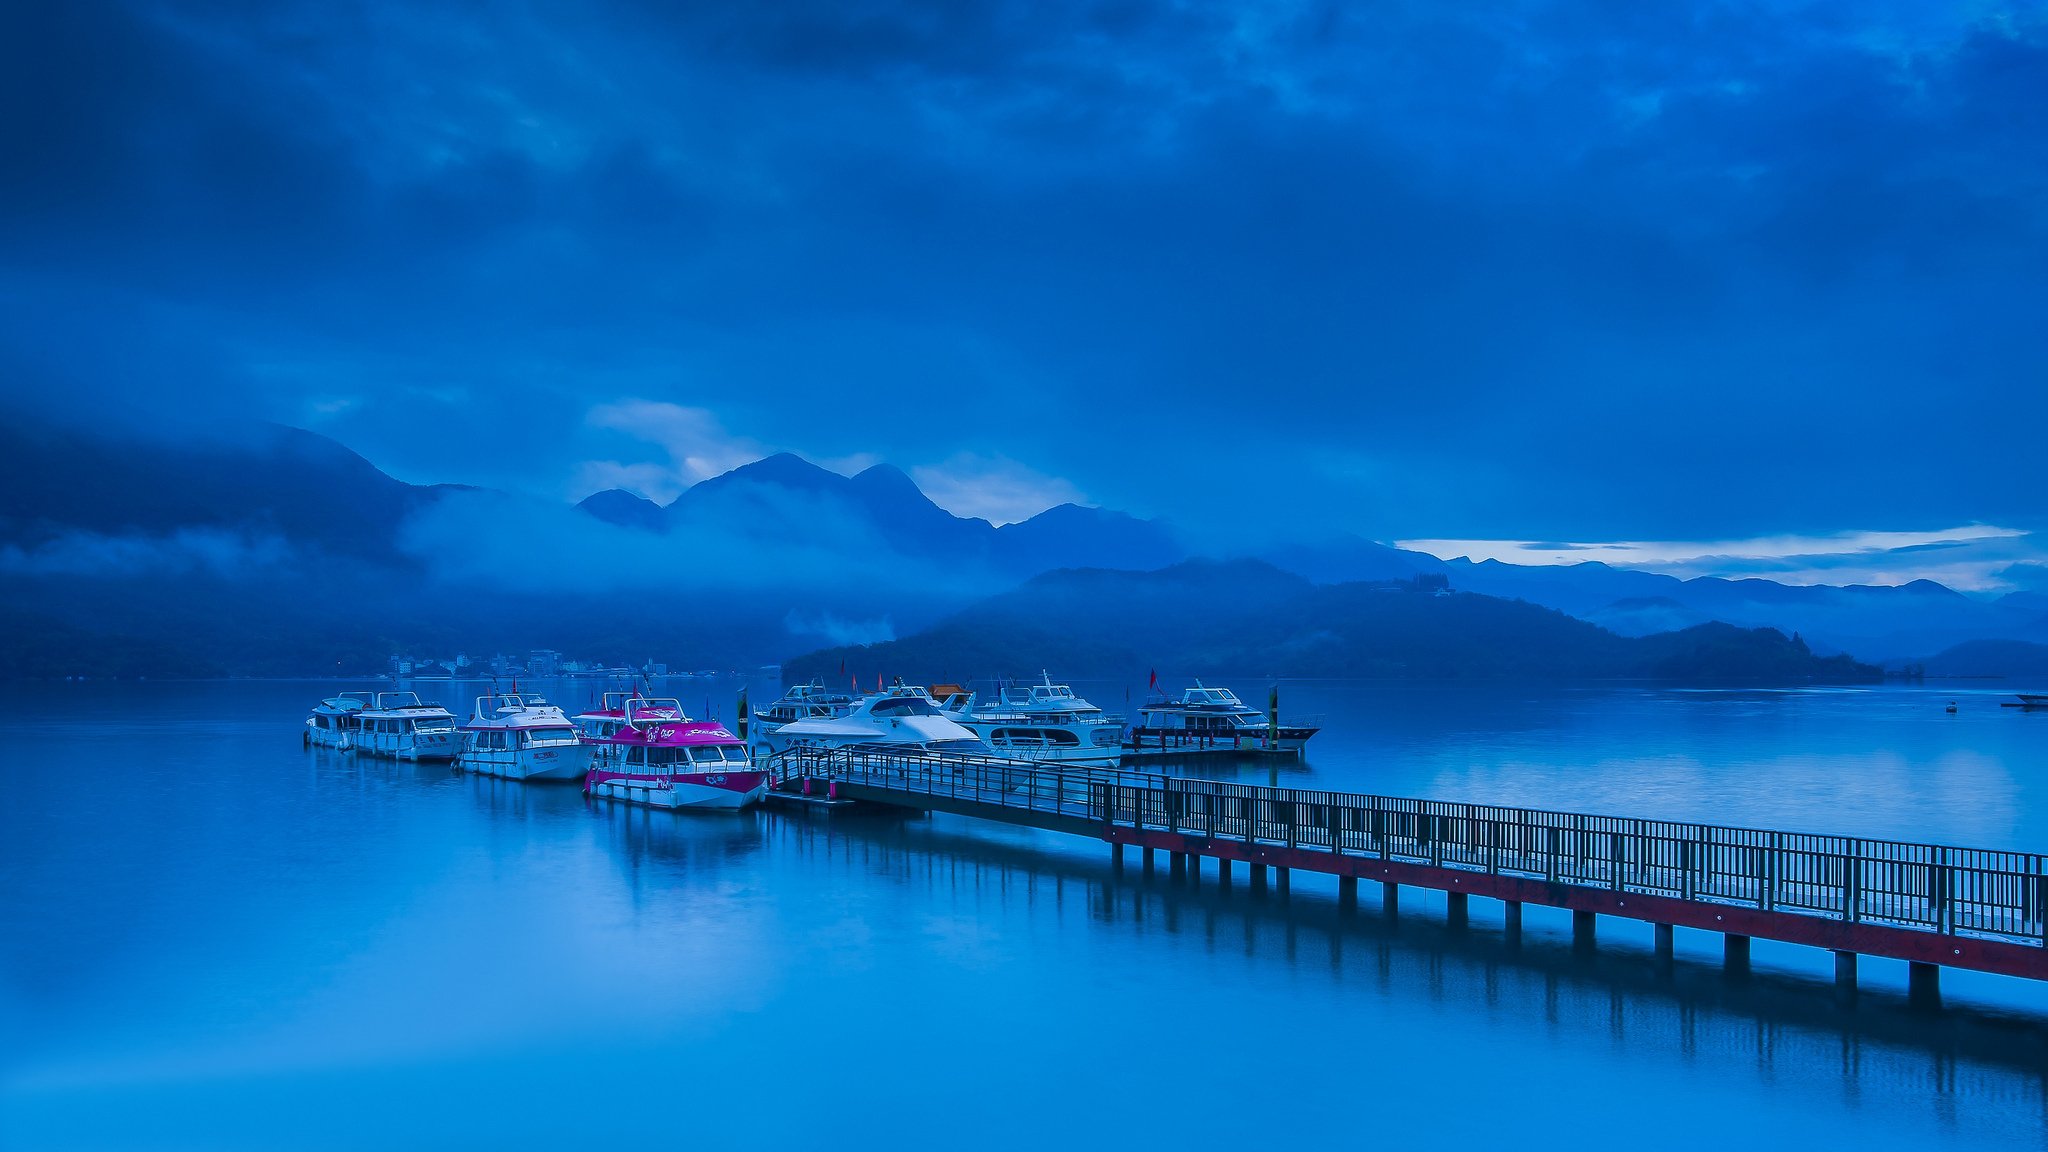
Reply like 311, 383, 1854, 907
4, 678, 2045, 1149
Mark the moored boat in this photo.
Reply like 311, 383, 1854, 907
754, 683, 991, 757
584, 697, 768, 810
751, 680, 856, 738
352, 691, 461, 761
933, 673, 1125, 767
305, 692, 371, 750
573, 691, 683, 756
1125, 681, 1318, 754
459, 693, 595, 781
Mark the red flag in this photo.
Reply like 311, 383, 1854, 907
850, 672, 858, 692
1148, 669, 1158, 691
875, 672, 884, 692
839, 658, 846, 676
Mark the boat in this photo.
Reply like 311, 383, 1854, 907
573, 691, 684, 756
350, 691, 461, 761
753, 683, 991, 757
459, 693, 595, 781
584, 697, 768, 809
1125, 681, 1318, 754
932, 673, 1125, 767
751, 680, 856, 737
305, 692, 371, 750
2003, 694, 2048, 711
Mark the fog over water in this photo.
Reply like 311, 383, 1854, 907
4, 679, 2045, 1149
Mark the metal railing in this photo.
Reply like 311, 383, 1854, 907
768, 747, 2048, 946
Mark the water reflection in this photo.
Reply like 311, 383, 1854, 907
765, 806, 2048, 1144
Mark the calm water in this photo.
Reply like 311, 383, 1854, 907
5, 679, 2047, 1149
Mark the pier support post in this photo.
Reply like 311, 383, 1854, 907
1909, 962, 1942, 1010
1143, 848, 1155, 876
1171, 852, 1187, 881
1338, 876, 1358, 911
1111, 843, 1125, 874
1188, 855, 1201, 886
1218, 858, 1233, 887
1724, 934, 1751, 977
1277, 867, 1290, 897
1382, 881, 1399, 918
1833, 951, 1858, 999
1503, 900, 1523, 942
1572, 910, 1596, 951
1446, 891, 1468, 929
1251, 863, 1267, 892
1654, 923, 1674, 961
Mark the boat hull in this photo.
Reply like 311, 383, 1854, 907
584, 769, 768, 810
463, 744, 597, 781
305, 725, 354, 751
1124, 726, 1319, 753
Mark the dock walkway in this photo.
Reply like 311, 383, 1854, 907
767, 748, 2048, 1000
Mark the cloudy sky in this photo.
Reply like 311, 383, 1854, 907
2, 2, 2043, 581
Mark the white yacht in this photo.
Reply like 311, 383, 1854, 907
1126, 681, 1319, 753
752, 680, 857, 737
305, 692, 371, 750
932, 673, 1125, 767
753, 684, 991, 757
459, 693, 595, 781
351, 691, 461, 761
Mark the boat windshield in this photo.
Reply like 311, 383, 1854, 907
523, 727, 578, 745
871, 698, 941, 717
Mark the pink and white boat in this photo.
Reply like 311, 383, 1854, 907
572, 691, 683, 752
583, 697, 768, 810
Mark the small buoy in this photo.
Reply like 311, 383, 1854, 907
1946, 702, 1958, 714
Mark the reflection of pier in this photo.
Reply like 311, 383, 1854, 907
774, 813, 2047, 1138
767, 749, 2048, 1004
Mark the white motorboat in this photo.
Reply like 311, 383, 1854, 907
751, 680, 856, 737
1125, 681, 1319, 753
753, 684, 990, 757
305, 692, 371, 750
932, 673, 1125, 767
459, 693, 595, 781
351, 691, 461, 761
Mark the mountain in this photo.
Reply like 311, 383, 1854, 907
575, 489, 666, 532
0, 419, 465, 565
1256, 534, 1436, 584
1917, 640, 2048, 680
1274, 546, 2044, 659
783, 560, 1881, 684
994, 504, 1184, 573
629, 452, 1189, 577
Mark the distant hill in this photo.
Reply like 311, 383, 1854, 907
783, 560, 1882, 684
1917, 640, 2048, 680
575, 488, 666, 532
0, 419, 466, 566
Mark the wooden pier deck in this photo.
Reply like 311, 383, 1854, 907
767, 748, 2048, 1001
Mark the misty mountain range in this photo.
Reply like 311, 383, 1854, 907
4, 414, 2045, 680
784, 561, 1881, 685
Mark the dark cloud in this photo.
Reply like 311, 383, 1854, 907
1, 0, 2041, 544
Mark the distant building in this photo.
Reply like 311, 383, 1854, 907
529, 649, 562, 676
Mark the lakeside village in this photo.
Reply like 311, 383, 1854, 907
306, 673, 1325, 811
386, 649, 760, 681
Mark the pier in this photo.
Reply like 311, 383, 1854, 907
767, 748, 2048, 1002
